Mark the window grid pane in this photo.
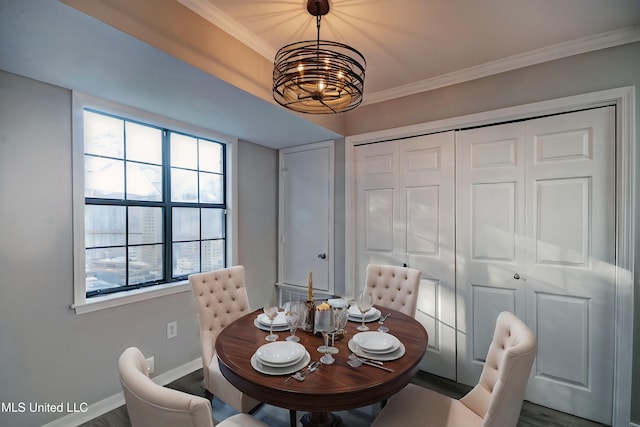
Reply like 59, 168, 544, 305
125, 121, 162, 164
128, 245, 164, 285
202, 239, 225, 272
201, 208, 224, 240
85, 156, 125, 199
86, 247, 127, 290
83, 110, 124, 158
199, 172, 223, 203
170, 133, 197, 169
126, 162, 163, 201
199, 139, 223, 173
172, 241, 200, 278
128, 206, 163, 245
171, 168, 198, 202
85, 205, 126, 247
172, 207, 200, 242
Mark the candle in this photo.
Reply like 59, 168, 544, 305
307, 271, 313, 301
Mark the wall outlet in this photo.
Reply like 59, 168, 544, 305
145, 356, 155, 375
167, 321, 177, 339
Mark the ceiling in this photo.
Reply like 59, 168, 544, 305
179, 0, 640, 104
1, 0, 639, 149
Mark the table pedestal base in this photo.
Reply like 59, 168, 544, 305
300, 411, 342, 427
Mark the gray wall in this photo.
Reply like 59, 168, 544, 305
346, 41, 640, 424
237, 140, 279, 309
0, 70, 278, 427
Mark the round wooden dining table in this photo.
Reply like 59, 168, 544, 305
215, 305, 428, 427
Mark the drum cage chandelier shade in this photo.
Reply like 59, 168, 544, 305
272, 0, 366, 114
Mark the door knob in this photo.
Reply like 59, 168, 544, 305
513, 273, 520, 280
317, 253, 327, 260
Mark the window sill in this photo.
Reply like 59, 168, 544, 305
72, 281, 191, 315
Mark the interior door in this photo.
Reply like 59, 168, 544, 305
523, 107, 615, 424
456, 107, 616, 424
279, 141, 333, 293
400, 133, 456, 379
355, 132, 456, 379
455, 122, 527, 385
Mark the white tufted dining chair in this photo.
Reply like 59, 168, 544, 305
370, 311, 537, 427
365, 264, 422, 317
118, 347, 269, 427
189, 266, 260, 414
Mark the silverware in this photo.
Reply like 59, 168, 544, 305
285, 360, 320, 383
347, 354, 394, 372
350, 353, 384, 365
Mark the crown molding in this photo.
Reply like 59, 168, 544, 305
175, 1, 640, 106
176, 0, 277, 60
362, 24, 640, 105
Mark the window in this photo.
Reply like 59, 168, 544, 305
72, 94, 237, 313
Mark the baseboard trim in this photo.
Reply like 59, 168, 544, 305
41, 358, 202, 427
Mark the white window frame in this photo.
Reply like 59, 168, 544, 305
71, 92, 238, 314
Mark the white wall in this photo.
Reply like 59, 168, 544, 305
0, 70, 279, 426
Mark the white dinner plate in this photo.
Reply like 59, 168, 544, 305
352, 331, 400, 354
255, 341, 306, 367
253, 318, 290, 332
257, 311, 288, 327
251, 351, 311, 375
348, 339, 405, 361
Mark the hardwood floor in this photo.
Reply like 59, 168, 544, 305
81, 369, 607, 427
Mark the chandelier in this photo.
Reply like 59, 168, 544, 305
272, 0, 366, 114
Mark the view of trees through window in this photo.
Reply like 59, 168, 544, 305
83, 109, 226, 297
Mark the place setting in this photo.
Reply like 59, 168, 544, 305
348, 330, 406, 362
250, 340, 311, 375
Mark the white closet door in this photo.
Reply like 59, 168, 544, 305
354, 140, 401, 291
523, 107, 615, 424
279, 142, 333, 293
401, 133, 456, 379
455, 122, 527, 385
355, 132, 456, 379
456, 107, 616, 424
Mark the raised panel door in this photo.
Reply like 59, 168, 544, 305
280, 142, 333, 292
456, 122, 527, 384
523, 107, 615, 424
400, 133, 456, 379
